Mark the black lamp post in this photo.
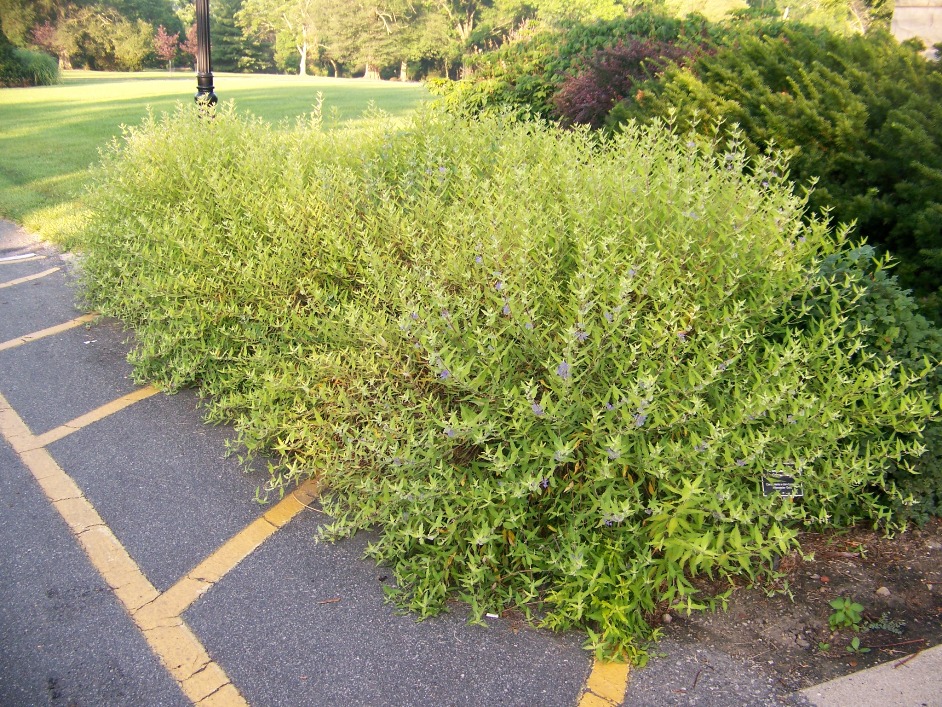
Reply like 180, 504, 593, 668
194, 0, 217, 106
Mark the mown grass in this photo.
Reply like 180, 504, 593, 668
0, 70, 428, 245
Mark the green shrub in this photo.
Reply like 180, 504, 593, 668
437, 18, 942, 330
811, 246, 942, 523
79, 104, 935, 660
0, 29, 59, 86
12, 48, 60, 85
609, 26, 942, 323
430, 13, 719, 121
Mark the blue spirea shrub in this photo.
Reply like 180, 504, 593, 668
79, 104, 936, 660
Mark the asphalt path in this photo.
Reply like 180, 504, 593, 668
0, 220, 596, 706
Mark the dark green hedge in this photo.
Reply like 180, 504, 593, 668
0, 28, 59, 87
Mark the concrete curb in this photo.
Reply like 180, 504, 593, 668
800, 643, 942, 706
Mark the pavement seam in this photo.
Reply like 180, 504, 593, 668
0, 265, 61, 289
0, 313, 97, 352
0, 389, 247, 706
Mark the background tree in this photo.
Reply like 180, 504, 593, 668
204, 0, 275, 72
112, 17, 154, 70
180, 23, 198, 69
0, 0, 57, 46
535, 0, 633, 23
30, 20, 71, 68
153, 24, 179, 71
238, 0, 327, 74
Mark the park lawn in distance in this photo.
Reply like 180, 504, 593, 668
0, 70, 428, 246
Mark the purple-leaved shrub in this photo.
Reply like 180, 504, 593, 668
553, 38, 701, 128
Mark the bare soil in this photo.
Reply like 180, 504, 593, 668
658, 518, 942, 694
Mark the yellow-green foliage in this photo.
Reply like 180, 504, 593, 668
79, 104, 936, 660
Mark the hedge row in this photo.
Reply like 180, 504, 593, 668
78, 105, 937, 658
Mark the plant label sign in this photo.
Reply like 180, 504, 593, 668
762, 473, 803, 498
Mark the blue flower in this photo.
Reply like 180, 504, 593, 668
531, 402, 544, 416
556, 361, 571, 380
539, 478, 550, 490
524, 321, 534, 330
606, 447, 620, 461
634, 413, 647, 427
503, 303, 511, 316
444, 427, 456, 438
475, 255, 483, 264
605, 403, 615, 411
495, 281, 505, 292
439, 369, 451, 380
735, 459, 747, 467
604, 311, 614, 323
410, 312, 419, 321
439, 166, 447, 173
627, 268, 637, 278
575, 329, 588, 342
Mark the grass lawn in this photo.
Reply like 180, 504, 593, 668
0, 70, 428, 245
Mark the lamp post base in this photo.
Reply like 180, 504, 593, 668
195, 73, 217, 107
195, 90, 218, 106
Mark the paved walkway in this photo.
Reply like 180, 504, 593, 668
2, 219, 939, 706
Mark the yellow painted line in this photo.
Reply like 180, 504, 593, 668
31, 386, 161, 448
578, 660, 630, 706
151, 479, 321, 617
0, 265, 60, 289
0, 391, 248, 706
0, 313, 97, 353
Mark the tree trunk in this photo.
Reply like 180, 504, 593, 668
329, 59, 339, 77
298, 25, 308, 76
363, 62, 380, 80
399, 60, 408, 81
298, 41, 308, 76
